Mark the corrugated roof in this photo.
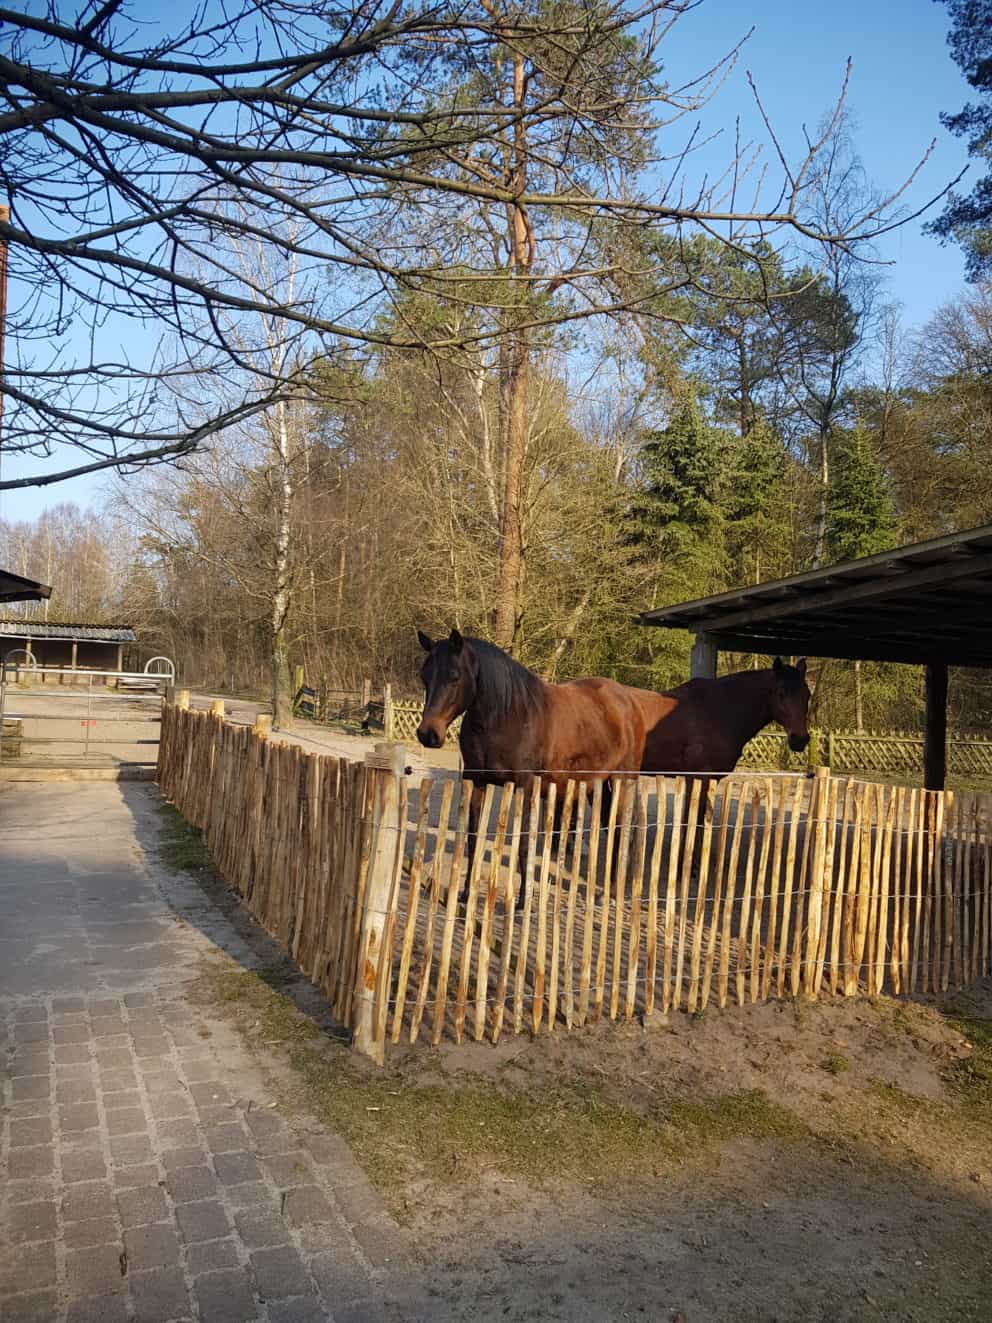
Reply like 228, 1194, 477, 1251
0, 621, 136, 643
640, 523, 992, 668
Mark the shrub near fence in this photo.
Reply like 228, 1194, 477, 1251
158, 701, 992, 1064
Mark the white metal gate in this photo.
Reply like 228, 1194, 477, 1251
0, 658, 175, 771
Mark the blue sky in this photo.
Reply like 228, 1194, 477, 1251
3, 0, 974, 524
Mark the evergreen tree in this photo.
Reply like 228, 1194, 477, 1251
826, 425, 899, 560
928, 0, 992, 280
724, 419, 793, 585
627, 391, 725, 587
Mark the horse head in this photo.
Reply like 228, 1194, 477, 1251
415, 628, 476, 748
770, 656, 812, 753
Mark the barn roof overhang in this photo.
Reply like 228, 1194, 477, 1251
0, 620, 136, 643
639, 524, 992, 669
0, 568, 53, 605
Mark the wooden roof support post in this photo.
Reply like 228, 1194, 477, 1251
690, 632, 717, 679
925, 661, 948, 792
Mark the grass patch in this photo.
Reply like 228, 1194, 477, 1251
157, 804, 216, 879
822, 1053, 850, 1076
941, 1010, 992, 1110
198, 962, 810, 1205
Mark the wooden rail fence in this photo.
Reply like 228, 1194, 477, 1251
158, 701, 992, 1063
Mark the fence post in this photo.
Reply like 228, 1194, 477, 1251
383, 683, 394, 743
803, 766, 830, 997
211, 699, 225, 719
827, 731, 835, 769
808, 729, 822, 769
361, 677, 372, 708
353, 743, 407, 1065
253, 713, 272, 739
177, 689, 190, 711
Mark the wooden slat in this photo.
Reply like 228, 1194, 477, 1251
410, 778, 455, 1045
592, 783, 620, 1023
562, 783, 586, 1032
750, 779, 774, 1005
674, 779, 702, 1012
701, 780, 733, 1011
625, 782, 649, 1022
776, 778, 805, 998
609, 781, 635, 1022
736, 786, 759, 1008
577, 780, 602, 1027
390, 778, 433, 1043
491, 786, 525, 1044
431, 781, 474, 1048
548, 780, 577, 1035
532, 782, 558, 1036
687, 781, 717, 1014
644, 776, 667, 1018
513, 781, 542, 1035
662, 778, 686, 1015
473, 782, 514, 1042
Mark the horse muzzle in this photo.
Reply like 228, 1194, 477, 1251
416, 724, 443, 749
789, 733, 810, 753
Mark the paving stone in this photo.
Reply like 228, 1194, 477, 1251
3, 1288, 61, 1323
214, 1150, 262, 1186
186, 1237, 241, 1274
54, 1024, 90, 1044
264, 1151, 316, 1188
62, 1148, 109, 1183
90, 1016, 127, 1037
234, 1207, 292, 1249
124, 1222, 182, 1271
96, 1048, 133, 1070
130, 1266, 192, 1323
189, 1080, 232, 1106
268, 1300, 332, 1323
64, 1216, 121, 1249
204, 1122, 250, 1154
56, 1077, 98, 1104
132, 1036, 171, 1058
8, 1200, 58, 1244
66, 1243, 125, 1293
251, 1246, 314, 1301
148, 1090, 194, 1120
182, 1057, 221, 1082
53, 1010, 88, 1024
14, 1003, 49, 1021
110, 1133, 155, 1166
175, 1198, 231, 1243
244, 1110, 293, 1152
117, 1183, 169, 1228
161, 1145, 208, 1172
166, 1164, 218, 1203
10, 1049, 51, 1075
156, 1117, 201, 1148
105, 1105, 147, 1136
282, 1186, 335, 1227
8, 1145, 55, 1178
114, 1162, 161, 1189
226, 1181, 271, 1210
303, 1133, 353, 1168
141, 1068, 183, 1095
60, 1102, 101, 1132
63, 1181, 114, 1222
67, 1296, 128, 1323
10, 1115, 54, 1146
54, 996, 86, 1012
348, 1215, 409, 1271
8, 1177, 56, 1205
0, 1240, 57, 1294
12, 1074, 51, 1101
54, 1042, 92, 1066
193, 1267, 260, 1322
309, 1246, 371, 1305
123, 991, 157, 1008
15, 1022, 49, 1044
99, 1067, 139, 1092
88, 998, 123, 1016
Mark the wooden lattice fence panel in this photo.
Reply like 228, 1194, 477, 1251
389, 701, 461, 746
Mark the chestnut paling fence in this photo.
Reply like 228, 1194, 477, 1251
157, 701, 992, 1063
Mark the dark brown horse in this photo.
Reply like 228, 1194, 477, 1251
635, 657, 812, 775
416, 630, 812, 903
416, 629, 647, 902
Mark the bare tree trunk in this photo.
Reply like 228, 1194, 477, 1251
545, 587, 592, 679
492, 52, 532, 653
813, 426, 830, 568
271, 398, 293, 729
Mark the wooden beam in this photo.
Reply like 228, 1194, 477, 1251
703, 630, 992, 668
690, 632, 717, 678
924, 662, 948, 792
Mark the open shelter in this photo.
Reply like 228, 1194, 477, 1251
639, 523, 992, 791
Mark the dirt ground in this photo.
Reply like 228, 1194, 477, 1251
159, 797, 992, 1323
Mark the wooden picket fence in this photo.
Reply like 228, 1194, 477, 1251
157, 701, 992, 1063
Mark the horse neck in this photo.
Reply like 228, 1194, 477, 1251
718, 670, 777, 752
463, 646, 547, 734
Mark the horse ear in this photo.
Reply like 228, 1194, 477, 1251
773, 656, 784, 673
449, 627, 464, 654
417, 629, 434, 653
796, 657, 808, 679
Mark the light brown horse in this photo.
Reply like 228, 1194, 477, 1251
415, 630, 811, 902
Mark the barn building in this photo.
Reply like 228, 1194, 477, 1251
0, 620, 137, 677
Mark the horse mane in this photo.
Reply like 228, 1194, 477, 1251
467, 638, 545, 723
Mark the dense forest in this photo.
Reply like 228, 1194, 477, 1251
2, 0, 991, 733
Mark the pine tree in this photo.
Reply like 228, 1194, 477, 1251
724, 419, 792, 585
627, 391, 725, 588
826, 425, 898, 561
